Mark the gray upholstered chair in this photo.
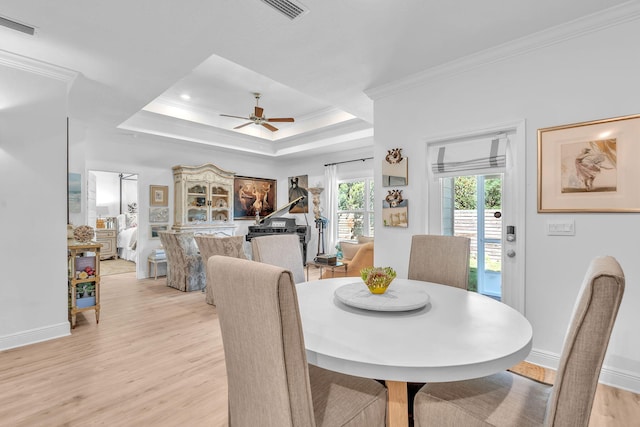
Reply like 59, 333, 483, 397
194, 234, 247, 305
251, 234, 306, 283
408, 234, 471, 289
158, 231, 205, 292
208, 255, 387, 427
413, 255, 625, 427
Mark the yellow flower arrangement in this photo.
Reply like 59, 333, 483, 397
360, 266, 396, 294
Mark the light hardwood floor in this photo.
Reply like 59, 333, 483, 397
0, 271, 638, 426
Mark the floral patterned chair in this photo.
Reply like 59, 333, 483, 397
194, 234, 248, 305
158, 231, 206, 292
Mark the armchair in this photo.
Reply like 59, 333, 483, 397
158, 231, 206, 292
322, 241, 374, 279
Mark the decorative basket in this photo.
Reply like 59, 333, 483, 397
360, 266, 397, 294
73, 225, 94, 243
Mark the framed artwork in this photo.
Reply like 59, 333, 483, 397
68, 173, 82, 214
150, 224, 169, 239
234, 176, 277, 219
288, 174, 309, 213
538, 113, 640, 212
382, 190, 408, 227
382, 148, 408, 187
149, 207, 169, 223
150, 185, 168, 207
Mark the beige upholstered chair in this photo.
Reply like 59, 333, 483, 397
251, 234, 306, 283
322, 241, 374, 279
194, 235, 247, 305
208, 255, 387, 427
408, 234, 471, 289
413, 255, 625, 427
158, 231, 205, 292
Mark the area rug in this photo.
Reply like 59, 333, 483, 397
101, 259, 136, 276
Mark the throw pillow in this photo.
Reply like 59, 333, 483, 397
357, 235, 374, 244
125, 213, 138, 228
341, 241, 365, 260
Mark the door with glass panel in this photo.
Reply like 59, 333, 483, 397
427, 122, 525, 313
442, 174, 502, 299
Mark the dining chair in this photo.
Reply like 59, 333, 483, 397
407, 234, 470, 289
413, 255, 625, 427
251, 234, 306, 283
158, 231, 206, 292
194, 234, 247, 305
208, 255, 387, 427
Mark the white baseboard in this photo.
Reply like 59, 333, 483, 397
0, 322, 70, 352
527, 349, 640, 394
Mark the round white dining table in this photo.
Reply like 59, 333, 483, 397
296, 277, 533, 427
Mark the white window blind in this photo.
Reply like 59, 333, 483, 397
429, 135, 508, 178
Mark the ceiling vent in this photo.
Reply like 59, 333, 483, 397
0, 15, 35, 35
260, 0, 308, 20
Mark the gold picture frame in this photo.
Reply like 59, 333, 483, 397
538, 113, 640, 212
150, 185, 168, 207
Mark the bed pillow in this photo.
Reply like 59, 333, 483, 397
116, 214, 127, 232
125, 213, 138, 229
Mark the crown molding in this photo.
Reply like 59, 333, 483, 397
365, 1, 640, 101
0, 49, 77, 85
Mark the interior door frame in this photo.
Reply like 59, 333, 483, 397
424, 120, 526, 314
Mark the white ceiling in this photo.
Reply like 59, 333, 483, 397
0, 0, 632, 157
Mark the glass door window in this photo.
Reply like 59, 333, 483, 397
442, 174, 502, 299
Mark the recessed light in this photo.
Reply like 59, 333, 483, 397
180, 93, 191, 101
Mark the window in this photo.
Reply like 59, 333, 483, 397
337, 178, 374, 240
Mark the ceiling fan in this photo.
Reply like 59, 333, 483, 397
220, 93, 295, 132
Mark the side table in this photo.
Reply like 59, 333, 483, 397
148, 255, 167, 280
306, 260, 347, 281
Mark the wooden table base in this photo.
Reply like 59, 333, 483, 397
386, 380, 409, 427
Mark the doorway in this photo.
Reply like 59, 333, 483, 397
88, 170, 139, 275
426, 120, 525, 313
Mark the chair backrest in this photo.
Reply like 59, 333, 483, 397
195, 235, 248, 305
251, 234, 306, 283
407, 234, 470, 289
545, 255, 625, 427
194, 235, 247, 263
209, 256, 316, 427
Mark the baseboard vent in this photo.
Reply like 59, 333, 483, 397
0, 15, 36, 35
260, 0, 308, 20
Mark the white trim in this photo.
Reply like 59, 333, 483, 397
0, 322, 70, 351
365, 2, 640, 101
0, 49, 77, 85
527, 349, 640, 394
424, 119, 526, 314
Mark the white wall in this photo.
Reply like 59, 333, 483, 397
372, 18, 640, 391
0, 62, 71, 349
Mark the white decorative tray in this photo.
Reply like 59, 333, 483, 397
334, 282, 430, 312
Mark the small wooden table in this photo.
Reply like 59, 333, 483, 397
305, 260, 347, 280
68, 241, 102, 328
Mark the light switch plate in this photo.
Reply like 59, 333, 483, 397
546, 219, 575, 236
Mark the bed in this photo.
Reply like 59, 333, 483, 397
116, 213, 138, 261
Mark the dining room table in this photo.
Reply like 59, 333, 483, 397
295, 277, 533, 427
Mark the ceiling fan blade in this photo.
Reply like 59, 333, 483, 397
234, 122, 254, 129
262, 123, 279, 132
221, 114, 250, 120
267, 117, 295, 122
255, 106, 264, 118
